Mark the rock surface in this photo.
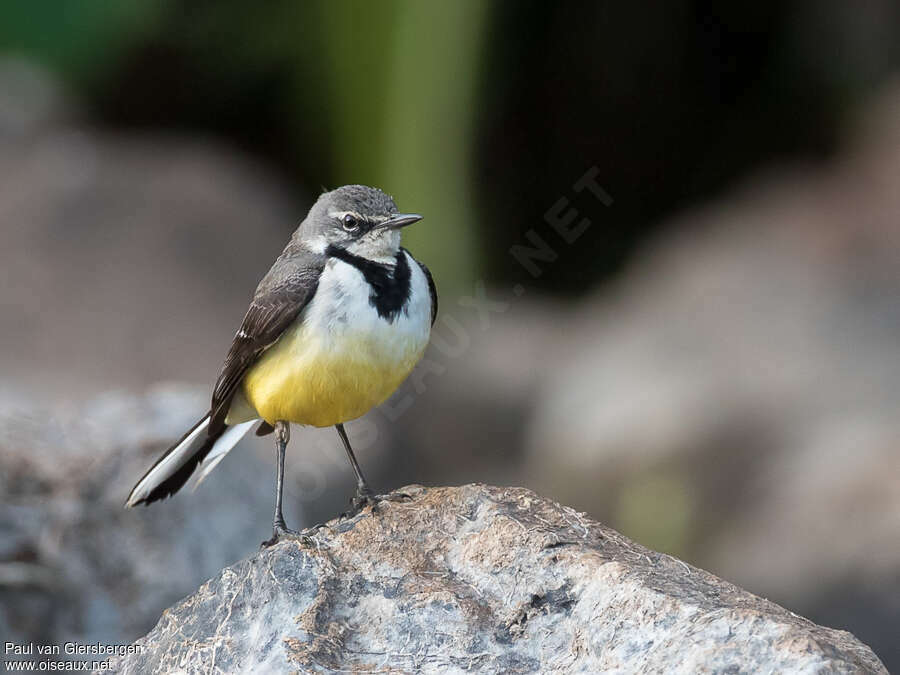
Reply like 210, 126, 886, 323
0, 386, 298, 652
111, 484, 885, 674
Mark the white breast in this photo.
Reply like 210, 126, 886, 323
302, 250, 432, 363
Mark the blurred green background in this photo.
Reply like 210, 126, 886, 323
3, 0, 894, 292
1, 0, 899, 670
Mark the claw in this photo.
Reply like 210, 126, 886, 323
261, 522, 320, 549
340, 489, 412, 520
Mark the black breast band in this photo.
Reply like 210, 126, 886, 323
325, 245, 412, 322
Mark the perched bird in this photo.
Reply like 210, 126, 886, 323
126, 185, 436, 546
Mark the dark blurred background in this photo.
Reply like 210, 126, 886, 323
1, 0, 898, 669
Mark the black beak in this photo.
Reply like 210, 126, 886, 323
381, 213, 423, 230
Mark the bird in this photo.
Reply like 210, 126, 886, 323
125, 185, 437, 546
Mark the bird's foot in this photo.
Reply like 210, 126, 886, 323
341, 487, 412, 519
261, 521, 325, 549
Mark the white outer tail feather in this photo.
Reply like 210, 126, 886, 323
193, 420, 256, 488
125, 416, 255, 507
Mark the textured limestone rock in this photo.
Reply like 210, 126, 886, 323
111, 484, 886, 674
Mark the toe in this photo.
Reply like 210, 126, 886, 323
379, 491, 412, 503
261, 525, 316, 548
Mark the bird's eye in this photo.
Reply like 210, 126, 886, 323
342, 214, 360, 232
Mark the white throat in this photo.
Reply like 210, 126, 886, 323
345, 230, 402, 264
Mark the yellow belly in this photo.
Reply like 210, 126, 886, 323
237, 323, 424, 428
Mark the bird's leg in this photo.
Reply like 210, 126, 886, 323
335, 423, 410, 517
335, 423, 374, 508
262, 421, 312, 547
271, 420, 292, 531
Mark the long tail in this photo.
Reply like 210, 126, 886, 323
125, 413, 255, 507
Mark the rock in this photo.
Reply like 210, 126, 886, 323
110, 484, 886, 674
0, 385, 304, 653
516, 83, 900, 666
354, 86, 900, 669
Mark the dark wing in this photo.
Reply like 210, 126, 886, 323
209, 249, 325, 434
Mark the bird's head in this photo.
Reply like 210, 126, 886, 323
298, 185, 422, 263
